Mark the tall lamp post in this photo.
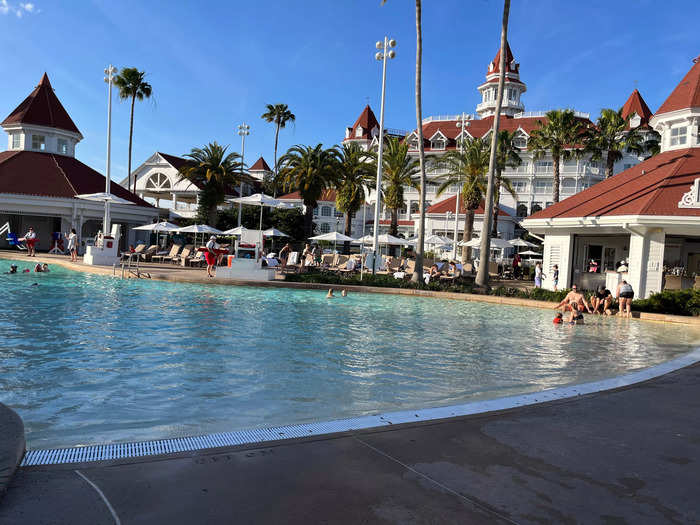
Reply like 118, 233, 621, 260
237, 123, 250, 227
102, 64, 117, 236
371, 36, 396, 274
453, 112, 469, 260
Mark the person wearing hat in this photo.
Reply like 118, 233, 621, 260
5, 264, 18, 274
23, 227, 37, 256
205, 235, 219, 277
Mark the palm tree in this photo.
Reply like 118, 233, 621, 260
528, 109, 583, 203
580, 108, 644, 179
492, 130, 521, 237
334, 143, 374, 252
178, 142, 243, 226
369, 137, 420, 237
261, 104, 296, 195
114, 68, 152, 194
277, 144, 338, 238
641, 130, 662, 159
436, 138, 490, 263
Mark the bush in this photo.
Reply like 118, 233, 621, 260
632, 289, 700, 316
286, 270, 474, 294
488, 286, 570, 302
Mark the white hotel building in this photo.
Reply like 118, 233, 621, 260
303, 42, 651, 242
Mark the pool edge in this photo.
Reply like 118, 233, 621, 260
20, 346, 700, 467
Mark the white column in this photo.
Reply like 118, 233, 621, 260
542, 233, 574, 290
172, 193, 178, 210
629, 228, 665, 298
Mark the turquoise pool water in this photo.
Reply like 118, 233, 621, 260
1, 259, 698, 449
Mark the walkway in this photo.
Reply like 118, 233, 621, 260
2, 364, 699, 524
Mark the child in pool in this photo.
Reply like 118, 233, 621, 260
553, 312, 563, 324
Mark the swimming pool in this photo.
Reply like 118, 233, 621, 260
1, 259, 698, 449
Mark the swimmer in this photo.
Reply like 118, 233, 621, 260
34, 263, 42, 272
553, 312, 563, 324
326, 288, 335, 298
31, 282, 38, 286
22, 268, 30, 273
341, 289, 347, 297
569, 303, 585, 325
41, 263, 49, 272
5, 264, 18, 274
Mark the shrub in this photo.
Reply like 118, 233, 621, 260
632, 289, 700, 316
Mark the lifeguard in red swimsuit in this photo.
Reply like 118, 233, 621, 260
23, 227, 37, 257
205, 235, 218, 277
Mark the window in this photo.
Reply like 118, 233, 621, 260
431, 139, 445, 150
145, 172, 171, 190
516, 203, 528, 217
11, 134, 20, 149
355, 126, 363, 138
531, 202, 543, 214
313, 206, 319, 217
513, 136, 526, 148
410, 202, 419, 214
32, 135, 46, 151
561, 178, 576, 193
535, 160, 553, 173
320, 222, 331, 233
545, 201, 553, 208
670, 127, 687, 146
534, 180, 553, 194
321, 206, 332, 217
512, 180, 528, 193
408, 137, 419, 150
57, 139, 68, 155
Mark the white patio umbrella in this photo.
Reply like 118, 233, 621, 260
351, 233, 408, 246
133, 220, 179, 248
519, 249, 541, 256
76, 192, 134, 236
310, 231, 356, 253
262, 228, 289, 237
425, 234, 452, 246
228, 193, 291, 246
509, 238, 537, 248
459, 237, 511, 249
221, 226, 247, 235
175, 224, 223, 248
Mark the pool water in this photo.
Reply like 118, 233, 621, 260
1, 259, 698, 449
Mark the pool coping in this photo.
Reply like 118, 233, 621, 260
1, 250, 697, 325
19, 346, 700, 467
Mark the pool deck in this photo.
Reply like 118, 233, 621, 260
1, 363, 699, 524
1, 250, 696, 325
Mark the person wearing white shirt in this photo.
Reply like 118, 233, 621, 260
205, 235, 218, 277
23, 227, 37, 257
66, 228, 78, 262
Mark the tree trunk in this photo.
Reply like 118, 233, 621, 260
390, 208, 398, 237
552, 155, 561, 202
411, 0, 426, 284
462, 209, 474, 264
208, 205, 218, 228
492, 194, 500, 237
475, 0, 510, 288
273, 124, 280, 197
343, 211, 352, 254
128, 96, 136, 193
304, 203, 314, 239
605, 151, 614, 179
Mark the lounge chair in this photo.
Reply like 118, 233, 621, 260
320, 254, 335, 268
139, 245, 158, 261
332, 255, 349, 271
152, 244, 181, 264
282, 251, 300, 274
185, 251, 206, 267
172, 245, 193, 265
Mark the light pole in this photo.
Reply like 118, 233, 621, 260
103, 64, 117, 236
453, 112, 470, 259
371, 36, 396, 274
237, 123, 250, 227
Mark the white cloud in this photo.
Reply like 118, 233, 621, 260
0, 0, 39, 16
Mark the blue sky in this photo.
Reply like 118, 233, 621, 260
0, 0, 698, 182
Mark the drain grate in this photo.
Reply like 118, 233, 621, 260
21, 347, 700, 467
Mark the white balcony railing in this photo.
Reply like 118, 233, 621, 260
514, 110, 590, 119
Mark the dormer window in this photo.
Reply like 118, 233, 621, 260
355, 126, 363, 138
11, 135, 20, 149
57, 139, 68, 155
670, 126, 687, 146
513, 136, 527, 148
629, 114, 641, 128
431, 139, 445, 150
31, 135, 46, 151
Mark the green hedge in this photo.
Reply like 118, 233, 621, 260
632, 289, 700, 316
286, 271, 474, 294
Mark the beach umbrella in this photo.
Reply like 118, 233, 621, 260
509, 238, 537, 248
228, 193, 292, 246
458, 237, 511, 249
175, 224, 223, 247
133, 220, 179, 248
519, 249, 541, 256
221, 226, 247, 235
262, 228, 289, 237
310, 232, 356, 242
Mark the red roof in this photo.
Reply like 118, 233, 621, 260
367, 219, 415, 226
527, 148, 700, 219
345, 105, 379, 141
279, 189, 337, 202
487, 41, 520, 80
655, 57, 700, 115
0, 150, 151, 206
1, 73, 81, 135
249, 156, 271, 172
620, 89, 653, 127
158, 152, 192, 171
427, 195, 510, 216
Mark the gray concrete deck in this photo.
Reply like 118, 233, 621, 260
1, 364, 699, 524
0, 403, 24, 499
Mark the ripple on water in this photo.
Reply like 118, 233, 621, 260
0, 259, 697, 449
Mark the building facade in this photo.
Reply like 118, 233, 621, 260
522, 56, 700, 298
0, 73, 157, 251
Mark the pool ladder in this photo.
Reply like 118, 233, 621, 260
116, 253, 151, 279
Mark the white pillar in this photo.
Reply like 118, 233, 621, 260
542, 233, 574, 290
172, 193, 178, 210
628, 228, 665, 298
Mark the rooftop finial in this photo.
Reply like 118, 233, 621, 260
693, 54, 700, 64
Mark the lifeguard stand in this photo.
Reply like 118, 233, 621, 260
84, 224, 121, 266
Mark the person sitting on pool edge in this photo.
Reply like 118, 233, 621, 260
590, 285, 612, 315
554, 284, 592, 314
